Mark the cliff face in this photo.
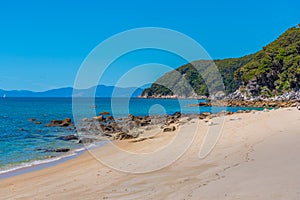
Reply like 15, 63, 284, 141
142, 25, 300, 98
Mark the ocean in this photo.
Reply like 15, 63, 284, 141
0, 97, 260, 175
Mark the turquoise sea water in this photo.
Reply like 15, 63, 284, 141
0, 97, 260, 174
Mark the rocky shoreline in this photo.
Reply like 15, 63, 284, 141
32, 90, 300, 153
192, 99, 300, 108
40, 109, 257, 147
143, 90, 300, 109
67, 111, 192, 144
4, 106, 300, 199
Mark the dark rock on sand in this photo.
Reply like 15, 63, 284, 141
173, 111, 182, 119
163, 126, 176, 132
199, 112, 212, 120
164, 112, 181, 125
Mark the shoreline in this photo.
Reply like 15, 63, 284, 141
0, 141, 106, 180
0, 106, 280, 179
1, 107, 299, 199
0, 107, 261, 179
0, 150, 84, 180
0, 147, 86, 180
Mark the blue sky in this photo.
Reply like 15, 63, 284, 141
0, 0, 299, 91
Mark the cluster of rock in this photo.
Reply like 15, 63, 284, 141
224, 89, 300, 108
77, 113, 148, 141
188, 90, 300, 108
71, 111, 186, 143
190, 99, 299, 108
33, 97, 300, 155
225, 100, 299, 108
46, 118, 72, 127
227, 89, 300, 101
161, 111, 182, 132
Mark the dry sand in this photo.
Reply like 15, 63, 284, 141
1, 108, 300, 200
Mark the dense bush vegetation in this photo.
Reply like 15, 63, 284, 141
236, 26, 300, 95
142, 26, 300, 97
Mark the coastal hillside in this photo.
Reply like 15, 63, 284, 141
236, 26, 300, 96
142, 25, 300, 98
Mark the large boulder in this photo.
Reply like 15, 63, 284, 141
163, 126, 176, 132
46, 118, 72, 127
164, 112, 181, 125
93, 115, 106, 122
110, 131, 137, 140
128, 114, 151, 127
100, 111, 110, 115
173, 111, 182, 119
198, 102, 211, 107
199, 112, 212, 120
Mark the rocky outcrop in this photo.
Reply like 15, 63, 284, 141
93, 115, 106, 122
225, 99, 299, 108
187, 90, 300, 108
199, 112, 212, 120
227, 89, 300, 102
159, 112, 181, 132
100, 111, 110, 115
46, 118, 72, 127
109, 131, 137, 140
75, 111, 184, 141
128, 114, 151, 127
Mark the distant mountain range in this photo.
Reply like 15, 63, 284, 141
0, 85, 143, 97
142, 25, 300, 98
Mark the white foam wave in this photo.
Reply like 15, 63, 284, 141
0, 148, 86, 175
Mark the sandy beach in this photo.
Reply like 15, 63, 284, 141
1, 107, 300, 200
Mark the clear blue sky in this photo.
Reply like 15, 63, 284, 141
0, 0, 299, 91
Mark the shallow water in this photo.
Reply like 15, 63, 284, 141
0, 97, 260, 173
